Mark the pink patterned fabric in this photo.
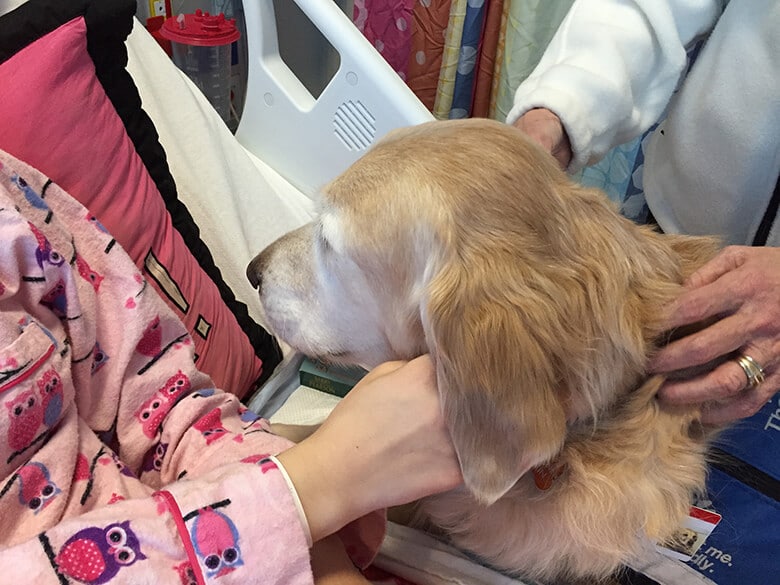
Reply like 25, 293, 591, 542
0, 17, 265, 399
354, 0, 415, 81
0, 149, 384, 583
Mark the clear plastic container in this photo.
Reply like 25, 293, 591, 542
161, 10, 240, 124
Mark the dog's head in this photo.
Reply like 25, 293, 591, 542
248, 119, 717, 504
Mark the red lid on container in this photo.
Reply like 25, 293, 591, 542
160, 10, 240, 47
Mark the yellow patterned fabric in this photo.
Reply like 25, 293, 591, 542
432, 0, 467, 120
492, 0, 574, 121
488, 0, 511, 119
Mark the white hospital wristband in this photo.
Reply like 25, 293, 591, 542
268, 455, 313, 547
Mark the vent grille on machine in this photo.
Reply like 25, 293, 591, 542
333, 100, 376, 150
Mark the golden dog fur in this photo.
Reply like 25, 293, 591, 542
248, 119, 722, 582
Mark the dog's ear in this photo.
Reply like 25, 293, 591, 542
423, 257, 567, 505
663, 234, 721, 281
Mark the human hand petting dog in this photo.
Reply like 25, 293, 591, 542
650, 246, 780, 424
277, 355, 462, 544
512, 108, 572, 169
513, 111, 778, 424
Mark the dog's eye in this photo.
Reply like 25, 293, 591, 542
317, 234, 333, 254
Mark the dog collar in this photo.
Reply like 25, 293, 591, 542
532, 462, 565, 491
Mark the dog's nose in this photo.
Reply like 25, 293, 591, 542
246, 254, 265, 290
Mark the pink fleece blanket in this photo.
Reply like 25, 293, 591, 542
0, 149, 382, 584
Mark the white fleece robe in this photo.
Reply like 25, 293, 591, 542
507, 0, 780, 246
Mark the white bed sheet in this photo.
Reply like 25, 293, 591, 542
126, 19, 315, 331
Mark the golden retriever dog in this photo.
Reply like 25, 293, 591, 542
247, 119, 722, 583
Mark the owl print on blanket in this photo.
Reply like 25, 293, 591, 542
16, 461, 61, 514
193, 408, 229, 445
11, 174, 48, 211
54, 521, 146, 584
186, 504, 244, 579
40, 279, 69, 318
27, 222, 65, 270
37, 369, 64, 428
134, 371, 191, 438
6, 388, 43, 452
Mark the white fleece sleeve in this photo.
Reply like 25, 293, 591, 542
507, 0, 724, 172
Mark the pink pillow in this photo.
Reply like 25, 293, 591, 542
0, 17, 263, 398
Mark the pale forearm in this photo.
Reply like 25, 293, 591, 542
276, 436, 359, 543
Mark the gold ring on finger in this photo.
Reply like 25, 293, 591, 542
735, 354, 766, 389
